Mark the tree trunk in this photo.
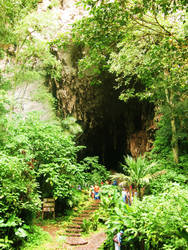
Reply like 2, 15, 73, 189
171, 117, 179, 164
165, 88, 179, 164
137, 185, 142, 200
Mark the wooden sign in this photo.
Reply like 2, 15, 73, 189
42, 198, 55, 219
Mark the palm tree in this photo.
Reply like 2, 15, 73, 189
112, 156, 166, 199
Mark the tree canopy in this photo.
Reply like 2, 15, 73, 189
0, 0, 187, 248
71, 0, 188, 164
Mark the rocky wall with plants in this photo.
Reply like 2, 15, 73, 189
47, 36, 155, 167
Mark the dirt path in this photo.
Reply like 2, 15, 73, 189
62, 231, 106, 250
76, 231, 106, 250
39, 225, 106, 250
38, 200, 106, 249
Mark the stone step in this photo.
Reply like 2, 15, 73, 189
64, 233, 81, 237
91, 203, 100, 206
90, 204, 100, 207
67, 224, 81, 229
66, 228, 83, 233
82, 210, 96, 213
72, 220, 83, 225
79, 214, 90, 217
74, 218, 84, 221
73, 221, 84, 225
66, 237, 88, 246
87, 207, 98, 211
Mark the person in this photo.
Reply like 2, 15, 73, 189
113, 230, 124, 250
122, 188, 127, 203
112, 179, 118, 186
134, 190, 138, 198
90, 185, 95, 199
127, 190, 131, 205
94, 184, 100, 200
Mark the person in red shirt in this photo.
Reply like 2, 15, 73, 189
94, 185, 100, 200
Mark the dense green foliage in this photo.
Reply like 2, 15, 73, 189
112, 156, 161, 199
0, 93, 109, 248
98, 156, 188, 249
102, 184, 188, 250
71, 0, 188, 164
0, 154, 40, 249
0, 0, 187, 249
0, 0, 63, 91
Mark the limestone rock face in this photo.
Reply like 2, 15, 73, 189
45, 0, 155, 168
48, 45, 154, 168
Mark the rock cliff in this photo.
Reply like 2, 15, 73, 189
14, 0, 155, 168
48, 43, 154, 168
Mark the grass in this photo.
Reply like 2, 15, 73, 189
21, 225, 52, 250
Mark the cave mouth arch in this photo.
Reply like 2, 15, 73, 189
77, 79, 154, 171
49, 69, 154, 170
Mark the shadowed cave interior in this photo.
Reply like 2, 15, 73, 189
77, 80, 154, 171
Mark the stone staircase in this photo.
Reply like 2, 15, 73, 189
64, 200, 100, 246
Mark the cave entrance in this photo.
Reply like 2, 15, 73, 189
78, 78, 153, 171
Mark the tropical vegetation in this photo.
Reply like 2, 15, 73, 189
0, 0, 187, 249
71, 0, 188, 165
0, 95, 109, 248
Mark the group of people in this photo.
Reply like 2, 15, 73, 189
89, 181, 138, 205
81, 180, 138, 249
121, 187, 137, 205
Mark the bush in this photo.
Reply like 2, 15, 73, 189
0, 153, 41, 248
105, 184, 188, 249
21, 225, 50, 250
79, 156, 110, 185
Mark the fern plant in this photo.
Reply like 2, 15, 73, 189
112, 156, 164, 199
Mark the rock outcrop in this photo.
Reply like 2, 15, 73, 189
47, 43, 154, 168
44, 0, 155, 168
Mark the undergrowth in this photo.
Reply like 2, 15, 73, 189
21, 225, 51, 250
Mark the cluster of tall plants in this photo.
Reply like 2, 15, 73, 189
0, 0, 40, 45
98, 155, 188, 249
0, 153, 41, 249
103, 184, 188, 250
0, 112, 77, 247
0, 0, 63, 91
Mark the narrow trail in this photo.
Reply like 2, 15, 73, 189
62, 231, 106, 250
39, 200, 107, 250
64, 200, 106, 248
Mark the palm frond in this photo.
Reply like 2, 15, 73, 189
141, 170, 167, 184
110, 173, 132, 187
152, 169, 167, 178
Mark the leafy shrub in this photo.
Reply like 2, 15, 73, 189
105, 184, 188, 250
21, 225, 50, 250
1, 113, 84, 199
0, 153, 41, 248
82, 219, 91, 233
0, 111, 87, 247
79, 156, 110, 185
81, 213, 99, 233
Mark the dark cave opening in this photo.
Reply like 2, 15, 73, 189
50, 69, 154, 171
47, 44, 154, 172
78, 79, 154, 171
